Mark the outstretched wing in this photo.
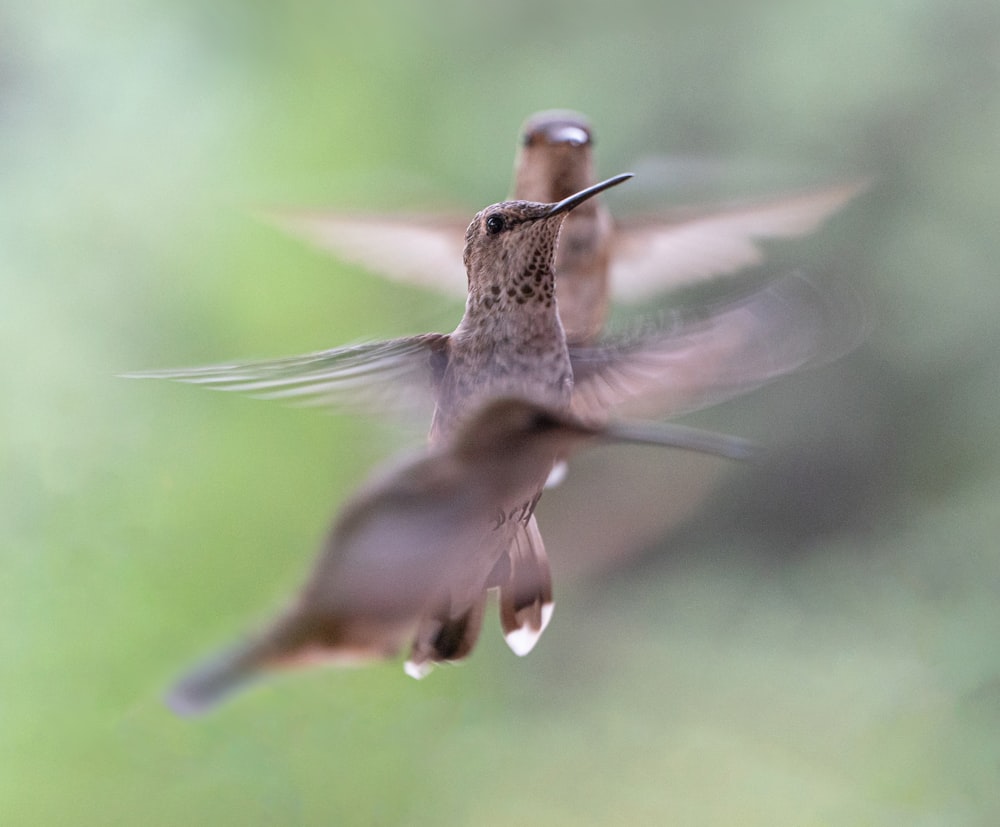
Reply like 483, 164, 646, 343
268, 210, 470, 296
569, 273, 868, 421
609, 181, 867, 302
270, 182, 864, 306
124, 334, 449, 421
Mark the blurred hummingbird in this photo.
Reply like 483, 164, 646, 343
165, 397, 757, 715
270, 109, 866, 345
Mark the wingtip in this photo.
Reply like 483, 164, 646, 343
255, 206, 318, 240
162, 643, 262, 717
164, 683, 215, 718
117, 370, 157, 381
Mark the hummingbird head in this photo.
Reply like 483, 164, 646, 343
462, 173, 633, 313
515, 110, 596, 202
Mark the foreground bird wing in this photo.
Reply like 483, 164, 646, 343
123, 333, 449, 421
167, 449, 491, 715
268, 210, 470, 296
569, 273, 868, 421
608, 181, 867, 302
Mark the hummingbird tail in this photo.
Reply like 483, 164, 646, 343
499, 515, 554, 656
404, 596, 487, 679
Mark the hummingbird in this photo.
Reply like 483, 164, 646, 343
138, 174, 634, 682
269, 109, 866, 345
130, 176, 864, 678
165, 397, 757, 716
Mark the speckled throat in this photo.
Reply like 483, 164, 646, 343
434, 214, 572, 439
432, 173, 633, 439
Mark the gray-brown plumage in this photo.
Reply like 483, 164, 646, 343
166, 398, 756, 715
393, 173, 632, 669
270, 109, 866, 345
136, 175, 637, 686
131, 173, 865, 689
425, 175, 636, 438
128, 269, 864, 429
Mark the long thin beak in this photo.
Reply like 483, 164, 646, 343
544, 172, 633, 217
599, 419, 757, 461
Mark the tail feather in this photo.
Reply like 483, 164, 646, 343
404, 595, 487, 679
499, 515, 554, 656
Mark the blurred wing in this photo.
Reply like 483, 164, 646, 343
569, 273, 868, 420
268, 210, 470, 296
123, 334, 449, 420
609, 180, 867, 302
166, 469, 478, 714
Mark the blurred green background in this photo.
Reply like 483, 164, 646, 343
4, 0, 1000, 823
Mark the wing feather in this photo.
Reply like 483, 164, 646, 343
123, 334, 448, 420
570, 274, 868, 420
609, 181, 867, 301
269, 210, 469, 296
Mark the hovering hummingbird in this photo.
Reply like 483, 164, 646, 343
270, 109, 866, 345
131, 175, 864, 683
140, 174, 633, 683
165, 397, 756, 716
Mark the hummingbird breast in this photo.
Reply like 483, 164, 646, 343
432, 310, 573, 441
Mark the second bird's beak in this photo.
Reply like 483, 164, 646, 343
544, 172, 633, 217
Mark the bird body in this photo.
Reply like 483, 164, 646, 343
412, 175, 634, 668
131, 158, 867, 709
427, 191, 577, 439
146, 176, 644, 704
165, 398, 757, 715
512, 110, 613, 343
271, 109, 865, 345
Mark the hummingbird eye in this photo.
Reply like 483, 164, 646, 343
485, 214, 507, 235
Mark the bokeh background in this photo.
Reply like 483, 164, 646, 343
4, 1, 1000, 823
